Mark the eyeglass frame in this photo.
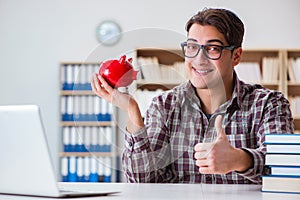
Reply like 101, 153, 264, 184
180, 41, 236, 60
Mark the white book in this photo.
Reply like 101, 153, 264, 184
173, 62, 188, 81
66, 96, 73, 115
61, 157, 68, 178
62, 127, 70, 147
262, 176, 300, 194
60, 96, 66, 115
270, 166, 300, 176
93, 64, 98, 74
70, 127, 77, 148
108, 103, 113, 117
265, 134, 300, 144
105, 127, 112, 145
66, 65, 73, 85
297, 97, 300, 115
101, 98, 107, 115
87, 96, 94, 116
292, 58, 300, 82
262, 58, 269, 81
265, 154, 300, 166
77, 127, 84, 147
160, 65, 169, 81
98, 157, 104, 176
266, 144, 300, 154
73, 65, 80, 85
79, 65, 86, 85
69, 156, 77, 175
90, 157, 98, 174
104, 157, 112, 176
138, 57, 160, 81
61, 65, 66, 84
84, 157, 90, 178
86, 65, 94, 86
80, 96, 87, 115
99, 127, 105, 149
235, 62, 261, 83
94, 96, 101, 115
76, 157, 84, 177
91, 127, 98, 148
84, 127, 91, 151
73, 96, 80, 116
288, 58, 296, 82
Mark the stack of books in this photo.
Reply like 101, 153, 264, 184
262, 134, 300, 194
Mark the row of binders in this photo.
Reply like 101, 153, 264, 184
62, 126, 113, 152
61, 63, 99, 91
61, 156, 112, 182
262, 133, 300, 194
235, 57, 279, 84
137, 57, 188, 82
61, 96, 113, 121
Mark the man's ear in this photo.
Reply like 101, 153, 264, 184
232, 47, 242, 67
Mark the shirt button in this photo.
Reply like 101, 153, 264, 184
128, 142, 133, 147
206, 175, 212, 181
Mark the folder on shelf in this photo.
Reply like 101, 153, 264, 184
68, 156, 77, 182
61, 157, 68, 182
90, 157, 98, 182
76, 157, 84, 182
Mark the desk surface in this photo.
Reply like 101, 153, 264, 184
0, 182, 299, 200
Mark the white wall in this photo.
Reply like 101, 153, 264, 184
1, 0, 300, 178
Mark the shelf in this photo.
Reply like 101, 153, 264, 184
287, 49, 300, 59
294, 115, 300, 131
59, 152, 113, 157
60, 90, 94, 96
136, 48, 184, 65
60, 121, 115, 127
240, 49, 279, 64
136, 80, 184, 91
260, 82, 279, 91
60, 61, 99, 65
288, 82, 300, 96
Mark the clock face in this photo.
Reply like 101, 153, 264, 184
96, 20, 122, 46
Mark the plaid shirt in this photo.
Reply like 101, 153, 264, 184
122, 74, 294, 184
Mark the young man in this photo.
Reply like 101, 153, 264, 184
91, 8, 294, 184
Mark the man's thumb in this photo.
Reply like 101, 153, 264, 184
215, 115, 226, 139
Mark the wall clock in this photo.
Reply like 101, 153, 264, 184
96, 20, 122, 46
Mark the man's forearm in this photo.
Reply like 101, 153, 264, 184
126, 99, 144, 133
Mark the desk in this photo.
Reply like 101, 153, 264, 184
0, 183, 299, 200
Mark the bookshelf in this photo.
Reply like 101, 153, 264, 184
134, 48, 186, 91
286, 50, 300, 131
239, 49, 284, 93
59, 62, 119, 183
132, 48, 300, 131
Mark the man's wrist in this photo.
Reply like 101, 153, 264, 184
126, 99, 144, 133
234, 148, 254, 173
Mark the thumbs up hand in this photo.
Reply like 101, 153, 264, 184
194, 115, 253, 174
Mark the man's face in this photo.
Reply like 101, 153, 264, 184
185, 24, 239, 90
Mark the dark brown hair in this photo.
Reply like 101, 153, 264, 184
186, 8, 244, 47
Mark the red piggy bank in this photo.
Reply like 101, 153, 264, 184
98, 55, 139, 88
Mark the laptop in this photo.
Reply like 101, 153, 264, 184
0, 104, 119, 197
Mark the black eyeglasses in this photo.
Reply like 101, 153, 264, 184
180, 41, 236, 60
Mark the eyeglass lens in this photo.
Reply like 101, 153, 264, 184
183, 43, 222, 59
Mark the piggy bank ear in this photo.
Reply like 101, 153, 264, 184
128, 57, 133, 63
118, 55, 126, 65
